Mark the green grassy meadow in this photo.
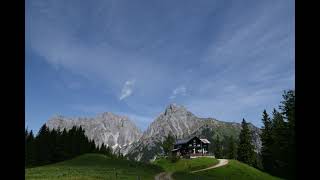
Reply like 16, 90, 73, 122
25, 153, 162, 180
153, 157, 218, 172
26, 154, 283, 180
172, 160, 283, 180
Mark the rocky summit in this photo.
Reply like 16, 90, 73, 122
126, 104, 261, 162
46, 112, 142, 155
46, 103, 261, 162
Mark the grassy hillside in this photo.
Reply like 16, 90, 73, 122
173, 160, 282, 180
153, 157, 219, 172
25, 153, 163, 180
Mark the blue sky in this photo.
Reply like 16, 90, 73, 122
26, 0, 295, 132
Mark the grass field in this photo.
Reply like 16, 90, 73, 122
153, 157, 219, 172
26, 154, 283, 180
25, 153, 163, 180
172, 160, 283, 180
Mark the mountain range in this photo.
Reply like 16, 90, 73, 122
46, 103, 261, 162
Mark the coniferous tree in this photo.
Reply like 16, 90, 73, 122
26, 124, 112, 167
213, 135, 222, 158
161, 134, 175, 156
279, 90, 295, 179
237, 119, 255, 166
35, 124, 51, 165
106, 146, 112, 156
25, 129, 29, 166
227, 136, 237, 159
26, 129, 36, 167
270, 109, 288, 177
99, 143, 107, 154
260, 110, 274, 172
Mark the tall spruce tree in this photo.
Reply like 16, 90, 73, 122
161, 134, 175, 156
237, 119, 255, 166
35, 124, 51, 165
270, 109, 288, 177
213, 135, 222, 158
26, 129, 36, 167
227, 136, 237, 159
279, 90, 295, 179
25, 129, 29, 166
260, 110, 274, 172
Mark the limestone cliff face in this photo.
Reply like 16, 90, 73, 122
46, 112, 142, 155
127, 104, 261, 162
45, 103, 261, 161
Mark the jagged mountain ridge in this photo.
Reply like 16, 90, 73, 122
46, 112, 142, 155
45, 104, 261, 161
126, 104, 261, 162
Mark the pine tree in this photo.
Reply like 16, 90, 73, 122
260, 110, 274, 172
279, 90, 295, 179
99, 143, 107, 155
28, 130, 36, 166
161, 134, 175, 156
25, 129, 29, 166
227, 136, 237, 159
237, 119, 255, 166
35, 124, 51, 165
213, 135, 222, 158
106, 146, 112, 156
271, 109, 289, 177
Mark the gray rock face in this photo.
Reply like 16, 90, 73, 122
46, 112, 142, 155
45, 103, 261, 161
142, 104, 203, 141
127, 104, 261, 162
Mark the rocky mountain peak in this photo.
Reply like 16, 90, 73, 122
99, 112, 128, 121
140, 103, 201, 141
164, 103, 187, 115
46, 112, 142, 155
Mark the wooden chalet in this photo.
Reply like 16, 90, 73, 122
171, 136, 210, 157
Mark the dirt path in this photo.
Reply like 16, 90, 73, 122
154, 172, 173, 180
154, 159, 228, 179
191, 159, 229, 173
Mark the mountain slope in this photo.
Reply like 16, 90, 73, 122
46, 112, 142, 155
127, 104, 261, 162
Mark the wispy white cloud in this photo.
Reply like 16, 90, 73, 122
170, 86, 187, 99
119, 80, 135, 100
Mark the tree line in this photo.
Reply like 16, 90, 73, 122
216, 90, 295, 179
25, 124, 121, 167
221, 90, 295, 179
260, 90, 295, 179
161, 90, 295, 179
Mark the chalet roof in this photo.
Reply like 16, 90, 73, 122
174, 137, 195, 145
200, 138, 210, 144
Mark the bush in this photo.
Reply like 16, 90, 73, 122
169, 154, 179, 163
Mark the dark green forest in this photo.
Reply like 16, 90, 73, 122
25, 125, 118, 167
164, 90, 295, 179
215, 90, 295, 179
